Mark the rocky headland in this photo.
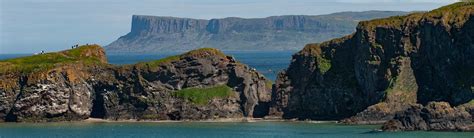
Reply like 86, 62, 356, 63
0, 45, 272, 122
269, 2, 473, 131
105, 11, 407, 53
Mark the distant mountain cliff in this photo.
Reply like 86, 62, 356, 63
105, 11, 408, 53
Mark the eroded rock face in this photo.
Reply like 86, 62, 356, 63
270, 3, 474, 124
0, 47, 271, 122
90, 51, 271, 120
6, 66, 94, 122
0, 45, 107, 122
382, 102, 473, 131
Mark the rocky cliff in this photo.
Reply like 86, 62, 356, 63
270, 2, 474, 130
382, 102, 473, 131
0, 45, 271, 122
105, 11, 407, 53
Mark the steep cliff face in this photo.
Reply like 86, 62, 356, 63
105, 11, 407, 52
270, 3, 474, 125
89, 48, 271, 120
0, 46, 271, 122
0, 45, 107, 122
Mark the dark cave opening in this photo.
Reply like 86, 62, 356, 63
5, 110, 17, 122
253, 102, 270, 118
90, 92, 106, 118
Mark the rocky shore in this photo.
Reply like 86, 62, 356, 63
382, 102, 473, 131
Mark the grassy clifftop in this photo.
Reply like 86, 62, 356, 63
358, 2, 473, 30
0, 46, 228, 75
136, 48, 226, 68
0, 45, 107, 74
301, 2, 473, 54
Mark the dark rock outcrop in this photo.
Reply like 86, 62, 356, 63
382, 102, 473, 131
105, 11, 407, 52
0, 46, 271, 122
269, 2, 474, 128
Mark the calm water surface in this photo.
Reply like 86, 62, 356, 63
0, 122, 472, 138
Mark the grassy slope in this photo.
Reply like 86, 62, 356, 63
0, 45, 104, 74
174, 85, 234, 105
136, 48, 226, 68
359, 2, 474, 30
0, 46, 248, 105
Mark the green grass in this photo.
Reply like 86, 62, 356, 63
137, 48, 225, 68
174, 85, 233, 105
265, 80, 273, 89
141, 114, 161, 120
137, 55, 181, 67
317, 57, 332, 74
467, 100, 474, 105
372, 42, 383, 49
360, 15, 406, 30
359, 2, 473, 30
0, 45, 104, 74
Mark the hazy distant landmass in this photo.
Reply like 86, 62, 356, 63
105, 11, 408, 53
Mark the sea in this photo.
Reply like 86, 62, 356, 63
1, 52, 473, 137
0, 122, 472, 138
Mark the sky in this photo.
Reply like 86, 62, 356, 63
0, 0, 456, 54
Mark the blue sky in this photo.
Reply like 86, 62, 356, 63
0, 0, 456, 54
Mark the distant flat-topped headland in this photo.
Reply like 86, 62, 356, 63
105, 11, 408, 53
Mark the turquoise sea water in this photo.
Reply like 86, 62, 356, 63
0, 122, 472, 138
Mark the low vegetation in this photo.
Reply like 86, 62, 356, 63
359, 2, 473, 30
137, 48, 225, 68
317, 57, 332, 74
265, 80, 273, 89
466, 100, 474, 105
174, 85, 234, 105
0, 45, 104, 74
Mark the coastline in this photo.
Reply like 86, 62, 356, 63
82, 117, 339, 124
